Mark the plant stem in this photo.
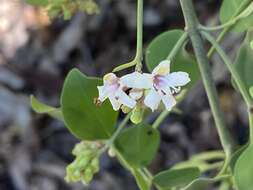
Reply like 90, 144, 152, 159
167, 32, 189, 61
152, 110, 170, 129
135, 0, 144, 72
102, 113, 131, 153
207, 28, 229, 58
207, 0, 252, 58
200, 2, 253, 32
202, 31, 252, 107
112, 0, 143, 72
202, 31, 253, 142
179, 0, 234, 157
191, 151, 225, 161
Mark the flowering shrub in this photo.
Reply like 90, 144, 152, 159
29, 0, 253, 189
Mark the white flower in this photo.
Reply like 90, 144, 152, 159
97, 73, 136, 111
121, 60, 191, 111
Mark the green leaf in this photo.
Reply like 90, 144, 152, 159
132, 169, 151, 190
230, 144, 248, 172
234, 31, 253, 90
220, 0, 253, 32
60, 69, 118, 140
234, 144, 253, 190
250, 86, 253, 98
183, 177, 223, 190
30, 95, 63, 121
114, 149, 151, 190
145, 30, 200, 89
115, 124, 160, 167
153, 167, 200, 189
26, 0, 48, 6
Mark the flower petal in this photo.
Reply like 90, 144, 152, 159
161, 93, 176, 111
144, 89, 161, 112
166, 72, 190, 87
97, 86, 109, 101
120, 72, 152, 89
152, 60, 171, 76
108, 96, 121, 111
116, 90, 136, 109
103, 73, 118, 84
129, 89, 143, 100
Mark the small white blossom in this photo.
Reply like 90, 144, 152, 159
97, 73, 136, 111
121, 60, 190, 111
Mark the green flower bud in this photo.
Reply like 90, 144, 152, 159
121, 105, 131, 114
65, 141, 101, 185
108, 147, 116, 157
130, 104, 144, 124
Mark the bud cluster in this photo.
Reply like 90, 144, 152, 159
45, 0, 99, 19
65, 141, 102, 185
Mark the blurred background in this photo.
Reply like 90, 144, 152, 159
0, 0, 249, 189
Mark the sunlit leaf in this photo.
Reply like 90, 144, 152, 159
234, 144, 253, 190
145, 30, 200, 89
30, 95, 63, 121
250, 86, 253, 98
115, 124, 160, 167
220, 0, 253, 32
153, 167, 200, 189
234, 31, 253, 90
230, 144, 248, 172
61, 69, 118, 140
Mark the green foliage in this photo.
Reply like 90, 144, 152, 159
230, 144, 248, 172
130, 104, 144, 124
153, 167, 200, 189
113, 148, 151, 190
183, 177, 226, 190
220, 0, 253, 32
234, 144, 253, 190
234, 31, 253, 90
250, 86, 253, 98
145, 30, 200, 89
26, 0, 99, 20
115, 124, 160, 167
30, 95, 63, 121
26, 0, 48, 6
132, 169, 151, 190
65, 141, 101, 185
61, 69, 118, 140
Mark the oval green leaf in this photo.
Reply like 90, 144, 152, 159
153, 167, 200, 189
234, 31, 253, 90
230, 144, 248, 173
61, 69, 118, 140
115, 124, 160, 167
30, 95, 63, 121
250, 86, 253, 98
234, 144, 253, 190
220, 0, 253, 32
145, 30, 200, 89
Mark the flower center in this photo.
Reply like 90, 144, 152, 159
108, 82, 120, 92
153, 75, 167, 90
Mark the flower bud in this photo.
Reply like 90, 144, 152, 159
130, 104, 144, 124
121, 105, 131, 114
65, 141, 101, 185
